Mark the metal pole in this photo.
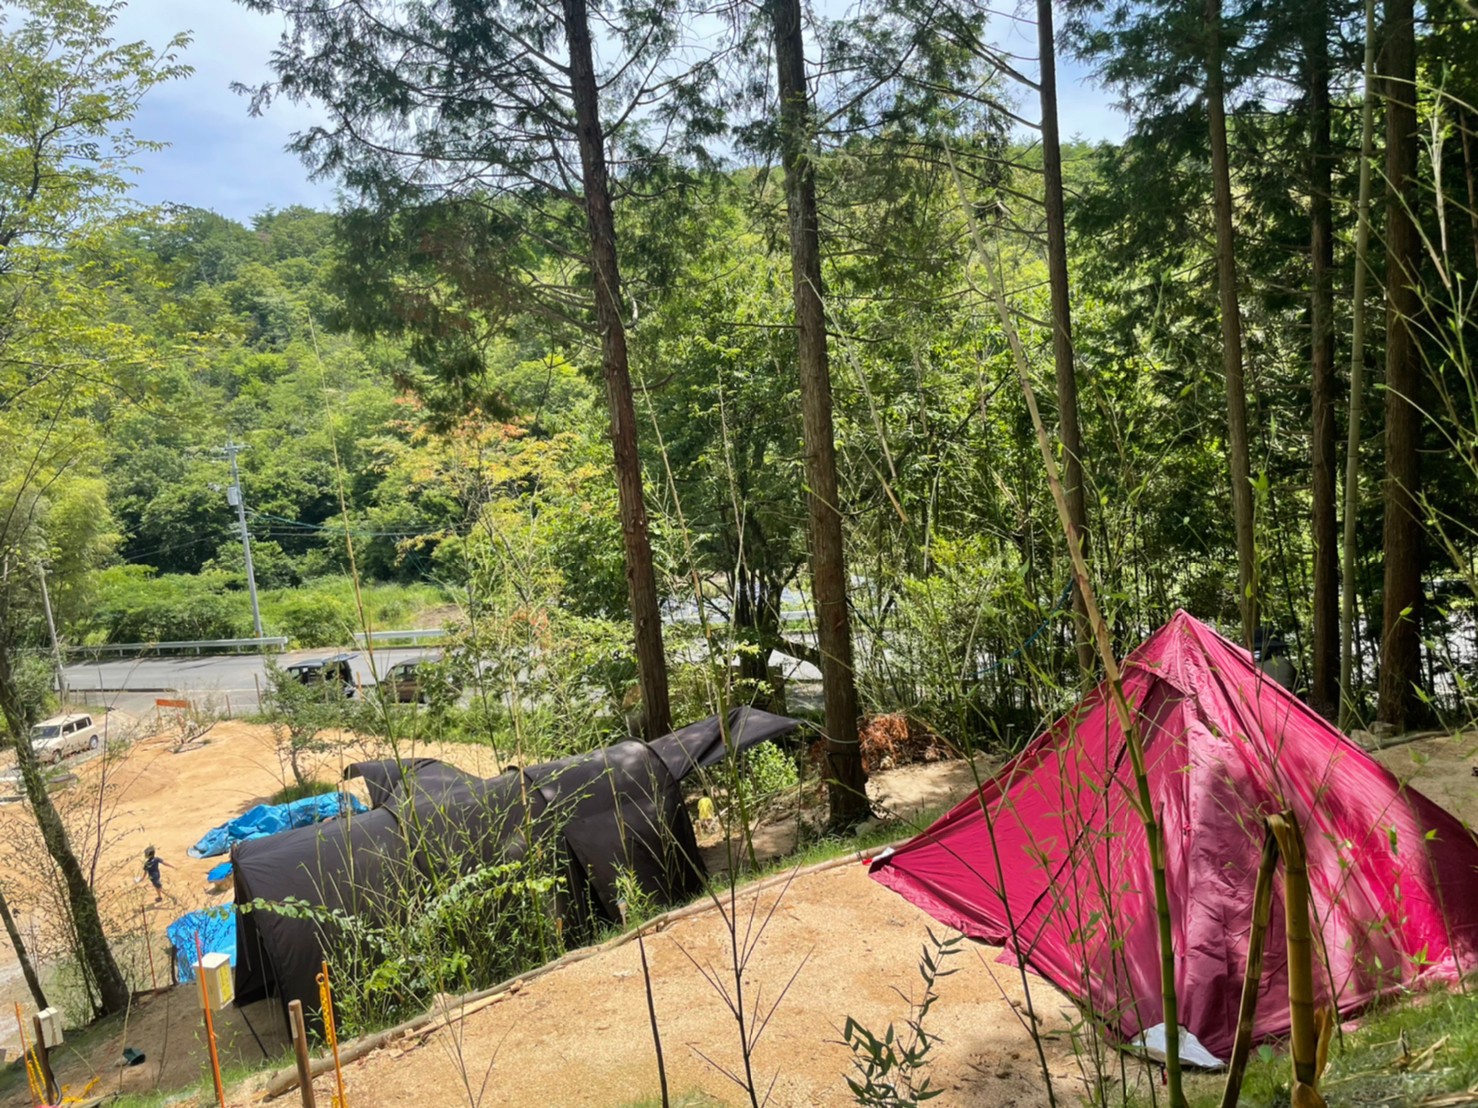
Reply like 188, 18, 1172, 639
36, 563, 67, 705
226, 439, 265, 639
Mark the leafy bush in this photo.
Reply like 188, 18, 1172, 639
269, 779, 337, 805
86, 566, 247, 644
258, 578, 448, 647
736, 740, 799, 810
843, 929, 962, 1105
262, 589, 356, 647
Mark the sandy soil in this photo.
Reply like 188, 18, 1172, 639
0, 717, 506, 1058
225, 865, 1085, 1108
5, 724, 1477, 1107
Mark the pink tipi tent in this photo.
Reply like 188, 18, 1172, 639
870, 611, 1478, 1063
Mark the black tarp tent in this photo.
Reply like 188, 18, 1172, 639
232, 707, 799, 1020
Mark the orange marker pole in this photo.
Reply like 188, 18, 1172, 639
142, 904, 158, 990
194, 934, 226, 1108
316, 962, 347, 1107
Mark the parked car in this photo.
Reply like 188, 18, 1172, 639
29, 713, 105, 763
285, 654, 357, 697
381, 656, 458, 704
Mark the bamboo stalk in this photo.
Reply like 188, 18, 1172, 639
945, 148, 1187, 1106
1268, 814, 1318, 1088
1220, 828, 1282, 1108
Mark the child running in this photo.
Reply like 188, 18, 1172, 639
141, 845, 173, 903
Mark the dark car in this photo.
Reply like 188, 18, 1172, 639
285, 654, 357, 697
381, 656, 458, 704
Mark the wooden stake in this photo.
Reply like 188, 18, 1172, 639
289, 1000, 318, 1108
142, 904, 157, 991
31, 1014, 57, 1104
194, 934, 226, 1108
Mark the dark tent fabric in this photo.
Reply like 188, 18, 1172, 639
232, 707, 797, 1021
870, 612, 1478, 1063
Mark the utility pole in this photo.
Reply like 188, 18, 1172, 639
36, 563, 67, 705
221, 439, 264, 639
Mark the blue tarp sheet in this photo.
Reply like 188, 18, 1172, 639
166, 909, 236, 984
206, 860, 233, 883
186, 792, 367, 859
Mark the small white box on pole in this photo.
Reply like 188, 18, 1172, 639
35, 1006, 63, 1047
197, 953, 234, 1010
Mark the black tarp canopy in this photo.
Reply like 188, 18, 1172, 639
232, 707, 799, 1020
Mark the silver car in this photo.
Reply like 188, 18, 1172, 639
29, 713, 105, 764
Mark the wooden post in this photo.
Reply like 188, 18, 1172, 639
30, 1014, 57, 1104
194, 935, 226, 1108
142, 904, 157, 990
289, 1000, 318, 1108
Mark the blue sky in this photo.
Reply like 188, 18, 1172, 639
111, 2, 1126, 225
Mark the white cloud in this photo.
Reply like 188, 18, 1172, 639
110, 0, 336, 220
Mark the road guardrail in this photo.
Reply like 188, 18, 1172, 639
72, 636, 289, 657
353, 629, 450, 645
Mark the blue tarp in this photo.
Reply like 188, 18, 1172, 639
206, 860, 233, 883
186, 792, 368, 859
166, 909, 237, 984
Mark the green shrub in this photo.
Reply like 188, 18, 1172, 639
86, 566, 247, 644
269, 779, 337, 805
263, 589, 357, 647
258, 578, 449, 647
737, 740, 800, 810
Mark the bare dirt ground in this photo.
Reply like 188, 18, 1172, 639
5, 723, 1477, 1107
0, 716, 504, 1066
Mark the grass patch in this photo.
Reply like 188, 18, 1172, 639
105, 1052, 292, 1108
269, 778, 338, 804
618, 1093, 726, 1108
258, 578, 450, 648
1139, 985, 1478, 1107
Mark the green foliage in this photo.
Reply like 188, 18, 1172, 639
1137, 987, 1478, 1107
736, 741, 800, 812
269, 778, 337, 805
241, 852, 567, 1035
842, 928, 962, 1106
260, 587, 356, 647
262, 660, 350, 789
87, 566, 246, 644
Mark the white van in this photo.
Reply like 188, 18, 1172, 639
29, 713, 104, 763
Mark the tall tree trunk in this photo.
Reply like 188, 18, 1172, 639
769, 0, 868, 824
1205, 0, 1258, 646
1340, 0, 1378, 728
0, 651, 129, 1017
1307, 1, 1339, 719
1377, 0, 1424, 729
0, 879, 48, 1011
563, 0, 671, 738
1036, 0, 1095, 683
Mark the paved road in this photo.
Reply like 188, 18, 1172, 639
61, 647, 432, 717
60, 639, 825, 718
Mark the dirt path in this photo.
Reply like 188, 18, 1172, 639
227, 864, 1085, 1108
